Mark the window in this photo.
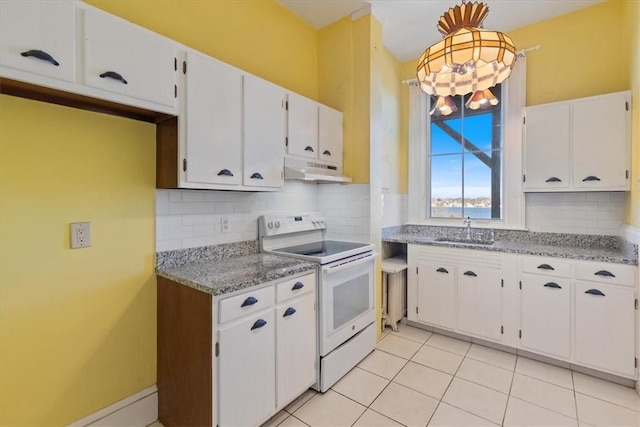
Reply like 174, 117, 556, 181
429, 85, 503, 220
407, 57, 526, 229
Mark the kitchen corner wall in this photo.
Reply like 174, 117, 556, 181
155, 182, 372, 251
318, 184, 371, 243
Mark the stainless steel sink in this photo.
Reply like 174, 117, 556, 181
434, 237, 494, 246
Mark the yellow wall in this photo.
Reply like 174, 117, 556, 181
380, 45, 405, 194
507, 0, 628, 106
317, 14, 372, 183
85, 0, 318, 100
1, 1, 320, 424
0, 96, 156, 425
623, 0, 640, 226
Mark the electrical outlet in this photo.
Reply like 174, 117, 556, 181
70, 222, 91, 249
221, 217, 230, 234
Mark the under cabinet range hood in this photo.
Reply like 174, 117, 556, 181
284, 157, 352, 183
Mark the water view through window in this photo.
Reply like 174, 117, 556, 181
429, 85, 503, 219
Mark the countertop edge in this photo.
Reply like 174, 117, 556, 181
156, 257, 318, 296
383, 236, 638, 265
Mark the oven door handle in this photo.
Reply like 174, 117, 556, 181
322, 252, 378, 273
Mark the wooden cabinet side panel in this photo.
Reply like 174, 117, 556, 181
156, 117, 179, 188
158, 276, 212, 426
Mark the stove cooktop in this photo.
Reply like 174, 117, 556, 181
275, 240, 372, 259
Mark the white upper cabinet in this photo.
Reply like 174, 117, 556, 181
243, 76, 285, 189
169, 51, 285, 191
522, 103, 570, 190
318, 105, 343, 165
0, 0, 76, 83
573, 93, 630, 189
83, 10, 176, 108
523, 91, 631, 192
182, 51, 243, 188
287, 92, 319, 159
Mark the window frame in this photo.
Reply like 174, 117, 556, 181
407, 57, 526, 230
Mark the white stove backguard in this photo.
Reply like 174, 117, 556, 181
259, 212, 326, 251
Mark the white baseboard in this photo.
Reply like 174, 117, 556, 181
67, 385, 158, 427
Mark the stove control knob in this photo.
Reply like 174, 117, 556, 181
275, 221, 281, 228
267, 222, 273, 229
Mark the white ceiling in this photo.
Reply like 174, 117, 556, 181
277, 0, 605, 61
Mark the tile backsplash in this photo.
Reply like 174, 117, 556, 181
525, 192, 625, 236
318, 184, 371, 243
156, 181, 371, 251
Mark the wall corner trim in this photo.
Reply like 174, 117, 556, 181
66, 385, 158, 427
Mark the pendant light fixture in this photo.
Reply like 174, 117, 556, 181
416, 1, 517, 115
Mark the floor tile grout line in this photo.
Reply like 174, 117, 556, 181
574, 390, 640, 413
506, 396, 580, 422
424, 344, 478, 426
501, 354, 519, 426
572, 370, 580, 424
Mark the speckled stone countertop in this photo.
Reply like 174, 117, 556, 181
383, 225, 638, 265
156, 241, 317, 296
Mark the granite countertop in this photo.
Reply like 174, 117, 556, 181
383, 225, 638, 265
156, 241, 317, 296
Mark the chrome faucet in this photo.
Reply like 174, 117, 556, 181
464, 217, 472, 240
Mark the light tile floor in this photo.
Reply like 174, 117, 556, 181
261, 324, 640, 427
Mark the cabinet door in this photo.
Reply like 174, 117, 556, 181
83, 10, 176, 108
520, 273, 570, 359
575, 282, 635, 377
457, 267, 502, 341
416, 262, 456, 329
0, 0, 75, 83
183, 52, 242, 187
276, 292, 316, 409
218, 310, 276, 427
244, 76, 285, 188
523, 104, 570, 190
573, 92, 630, 190
318, 105, 343, 164
287, 92, 318, 159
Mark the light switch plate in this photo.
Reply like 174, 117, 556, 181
70, 222, 91, 248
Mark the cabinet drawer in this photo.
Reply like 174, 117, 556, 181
521, 257, 571, 278
574, 262, 635, 287
219, 286, 274, 324
276, 272, 315, 303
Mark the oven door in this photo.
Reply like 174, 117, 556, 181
319, 252, 377, 357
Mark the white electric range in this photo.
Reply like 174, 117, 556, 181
259, 213, 377, 392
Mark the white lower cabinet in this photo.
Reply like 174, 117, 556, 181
217, 271, 317, 426
218, 310, 276, 427
520, 273, 571, 359
416, 261, 456, 329
408, 245, 637, 380
276, 291, 316, 408
575, 281, 636, 378
457, 266, 502, 341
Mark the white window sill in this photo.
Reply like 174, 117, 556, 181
413, 218, 529, 231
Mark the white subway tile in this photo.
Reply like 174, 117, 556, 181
610, 192, 626, 202
586, 192, 613, 202
169, 202, 194, 215
168, 190, 182, 202
157, 239, 182, 252
193, 224, 217, 236
181, 191, 206, 202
